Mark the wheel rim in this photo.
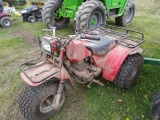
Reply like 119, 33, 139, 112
128, 65, 138, 81
31, 18, 35, 22
89, 11, 102, 29
40, 90, 65, 113
125, 6, 134, 23
3, 19, 11, 26
40, 94, 55, 113
3, 2, 10, 7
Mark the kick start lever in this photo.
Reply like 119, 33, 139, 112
87, 79, 104, 88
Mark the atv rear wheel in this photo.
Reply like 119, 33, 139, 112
75, 0, 106, 32
42, 0, 70, 29
113, 53, 143, 89
0, 17, 12, 27
115, 0, 135, 26
151, 92, 160, 120
18, 80, 66, 120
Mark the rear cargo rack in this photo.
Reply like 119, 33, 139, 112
85, 24, 145, 48
19, 52, 62, 83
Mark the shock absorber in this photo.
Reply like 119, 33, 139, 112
52, 82, 65, 110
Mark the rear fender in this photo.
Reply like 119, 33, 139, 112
21, 62, 74, 87
102, 45, 143, 81
129, 47, 144, 55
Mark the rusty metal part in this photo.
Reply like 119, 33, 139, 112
71, 60, 90, 71
70, 61, 102, 83
92, 79, 104, 86
52, 82, 64, 110
70, 67, 93, 82
87, 79, 104, 88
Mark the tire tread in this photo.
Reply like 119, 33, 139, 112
75, 0, 106, 32
113, 53, 143, 89
19, 81, 60, 120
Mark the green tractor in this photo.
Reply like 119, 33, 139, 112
42, 0, 135, 31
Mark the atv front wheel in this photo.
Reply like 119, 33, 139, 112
75, 0, 106, 32
115, 0, 135, 26
0, 17, 12, 27
42, 0, 70, 29
18, 80, 66, 120
113, 53, 143, 89
152, 92, 160, 120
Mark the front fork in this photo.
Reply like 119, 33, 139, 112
52, 48, 66, 110
52, 82, 65, 110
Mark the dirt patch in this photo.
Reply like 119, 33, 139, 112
0, 49, 40, 120
12, 29, 38, 46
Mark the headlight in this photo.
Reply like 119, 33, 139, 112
21, 10, 28, 14
39, 37, 52, 53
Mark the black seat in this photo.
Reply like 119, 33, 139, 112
84, 36, 116, 55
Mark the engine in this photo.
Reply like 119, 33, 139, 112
69, 60, 102, 83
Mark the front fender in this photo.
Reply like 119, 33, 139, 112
20, 61, 73, 87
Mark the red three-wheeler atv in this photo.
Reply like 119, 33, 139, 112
18, 25, 145, 120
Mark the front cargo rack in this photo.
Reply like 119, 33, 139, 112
19, 52, 62, 83
85, 24, 145, 48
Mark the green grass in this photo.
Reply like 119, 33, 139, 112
0, 1, 160, 119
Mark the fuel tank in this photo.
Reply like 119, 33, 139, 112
66, 40, 91, 62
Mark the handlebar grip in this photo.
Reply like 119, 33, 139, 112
81, 35, 100, 41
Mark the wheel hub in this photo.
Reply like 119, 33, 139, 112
31, 18, 35, 22
40, 94, 55, 113
128, 65, 138, 81
125, 7, 134, 23
89, 11, 102, 29
91, 18, 96, 26
4, 19, 11, 26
